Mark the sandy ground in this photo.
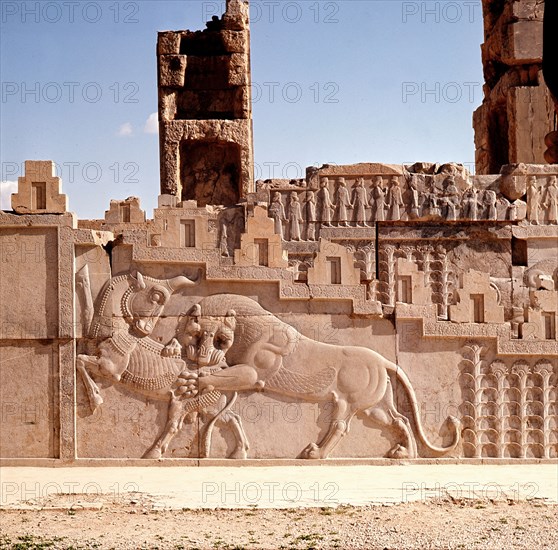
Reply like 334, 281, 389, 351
0, 495, 556, 549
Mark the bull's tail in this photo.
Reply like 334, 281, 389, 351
388, 364, 461, 457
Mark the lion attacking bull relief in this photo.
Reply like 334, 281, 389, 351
165, 294, 461, 460
76, 272, 249, 460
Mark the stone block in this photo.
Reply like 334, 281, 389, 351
307, 239, 361, 286
0, 227, 59, 339
11, 161, 68, 214
159, 55, 187, 88
157, 31, 181, 55
222, 30, 248, 53
234, 206, 288, 268
508, 84, 555, 165
0, 343, 57, 458
104, 197, 145, 224
228, 53, 250, 86
449, 270, 505, 324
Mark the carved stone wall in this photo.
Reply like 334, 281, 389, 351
2, 156, 557, 462
1, 4, 557, 463
474, 0, 555, 174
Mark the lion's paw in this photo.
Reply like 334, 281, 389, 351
229, 448, 248, 460
162, 338, 182, 358
90, 393, 103, 413
143, 447, 162, 460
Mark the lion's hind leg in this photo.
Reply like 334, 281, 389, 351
299, 392, 356, 460
361, 379, 418, 459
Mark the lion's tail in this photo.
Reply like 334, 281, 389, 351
388, 364, 461, 457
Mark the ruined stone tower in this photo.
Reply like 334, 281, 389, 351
474, 0, 555, 174
157, 0, 254, 206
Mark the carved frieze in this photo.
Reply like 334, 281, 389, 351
3, 0, 558, 463
460, 343, 557, 459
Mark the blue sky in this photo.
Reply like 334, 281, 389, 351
1, 0, 484, 219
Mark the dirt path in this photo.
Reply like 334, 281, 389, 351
0, 496, 556, 549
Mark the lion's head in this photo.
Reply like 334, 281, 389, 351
178, 295, 273, 367
180, 303, 237, 367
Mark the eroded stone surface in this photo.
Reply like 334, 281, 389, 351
158, 0, 254, 205
474, 0, 554, 174
1, 2, 557, 463
3, 157, 557, 461
11, 161, 68, 214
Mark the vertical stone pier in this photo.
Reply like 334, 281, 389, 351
474, 0, 554, 174
157, 0, 254, 206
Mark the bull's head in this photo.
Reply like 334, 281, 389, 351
125, 272, 196, 336
181, 304, 237, 367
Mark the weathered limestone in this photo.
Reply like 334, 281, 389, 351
104, 197, 146, 225
11, 161, 68, 214
158, 0, 254, 206
474, 0, 555, 174
449, 270, 505, 324
1, 3, 557, 463
234, 206, 288, 268
307, 240, 361, 286
2, 154, 557, 461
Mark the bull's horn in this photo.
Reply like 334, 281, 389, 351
132, 271, 146, 290
167, 275, 195, 291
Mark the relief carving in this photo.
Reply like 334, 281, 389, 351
76, 271, 249, 459
371, 176, 387, 222
351, 178, 369, 227
335, 178, 352, 227
460, 343, 557, 459
4, 0, 558, 466
544, 176, 558, 224
269, 191, 286, 240
387, 177, 403, 221
170, 294, 461, 459
304, 191, 317, 240
318, 177, 335, 227
287, 191, 303, 241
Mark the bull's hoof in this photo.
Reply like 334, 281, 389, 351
386, 444, 410, 459
90, 394, 103, 412
299, 443, 321, 460
229, 448, 248, 460
142, 447, 162, 459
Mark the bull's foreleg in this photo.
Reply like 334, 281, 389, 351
299, 392, 356, 459
143, 394, 185, 459
221, 409, 250, 459
76, 355, 105, 412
